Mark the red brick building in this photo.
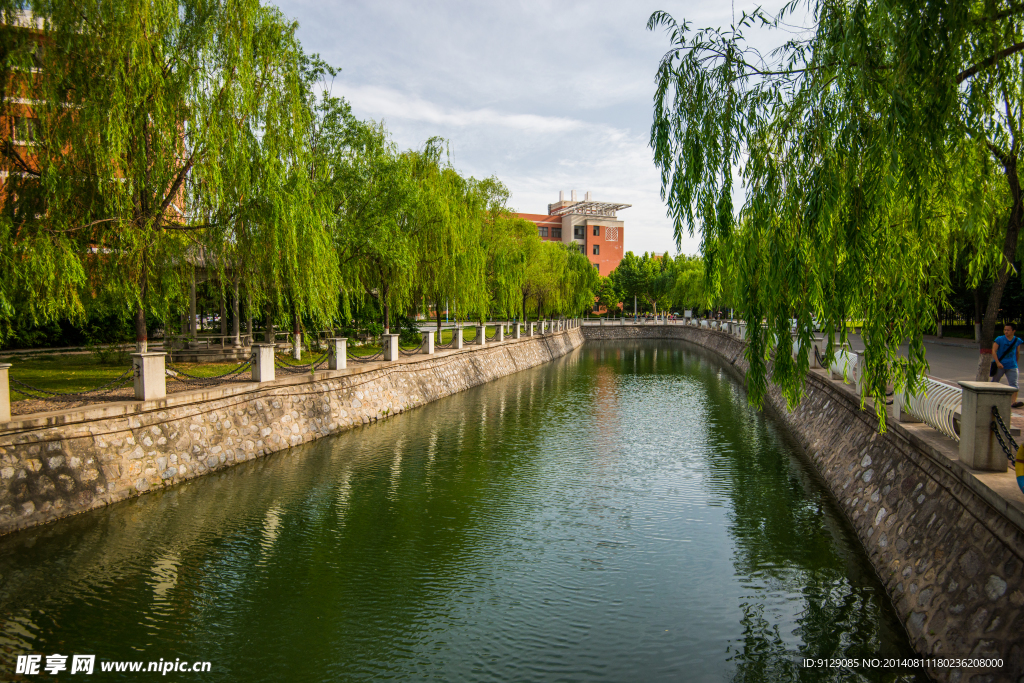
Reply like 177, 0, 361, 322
517, 191, 630, 276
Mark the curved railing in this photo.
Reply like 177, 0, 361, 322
896, 377, 961, 442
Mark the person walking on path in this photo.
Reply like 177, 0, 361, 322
991, 323, 1024, 407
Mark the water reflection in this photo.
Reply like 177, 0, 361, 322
0, 340, 922, 681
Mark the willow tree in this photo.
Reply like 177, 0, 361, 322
649, 1, 1024, 420
332, 118, 416, 334
408, 140, 487, 330
0, 0, 320, 350
522, 242, 598, 318
560, 244, 601, 315
479, 178, 540, 321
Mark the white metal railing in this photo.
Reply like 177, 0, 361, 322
829, 348, 860, 385
895, 377, 961, 442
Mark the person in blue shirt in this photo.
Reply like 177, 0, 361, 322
992, 323, 1024, 408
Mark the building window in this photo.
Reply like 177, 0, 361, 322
593, 226, 600, 237
593, 244, 600, 255
574, 225, 584, 239
552, 227, 562, 239
538, 226, 548, 238
578, 244, 585, 254
12, 117, 37, 144
593, 263, 599, 272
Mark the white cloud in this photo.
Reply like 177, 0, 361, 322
338, 84, 585, 135
275, 0, 797, 260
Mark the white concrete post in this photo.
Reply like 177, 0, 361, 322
0, 363, 10, 423
132, 352, 166, 401
515, 322, 522, 339
252, 343, 276, 382
422, 330, 435, 354
958, 381, 1015, 471
600, 317, 605, 326
809, 335, 825, 369
528, 322, 535, 336
292, 332, 302, 360
476, 324, 487, 346
383, 334, 400, 361
329, 338, 347, 370
497, 326, 504, 343
619, 317, 624, 326
455, 327, 464, 349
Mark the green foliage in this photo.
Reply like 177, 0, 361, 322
595, 276, 621, 314
610, 251, 674, 315
0, 2, 599, 353
0, 0, 332, 345
649, 2, 1024, 424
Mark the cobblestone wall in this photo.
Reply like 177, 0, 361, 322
584, 324, 1024, 681
0, 330, 583, 536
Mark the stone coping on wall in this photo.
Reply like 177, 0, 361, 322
0, 331, 564, 434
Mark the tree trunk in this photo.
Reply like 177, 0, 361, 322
382, 281, 391, 335
134, 303, 147, 353
976, 151, 1023, 379
973, 286, 983, 342
232, 281, 241, 348
435, 299, 442, 332
219, 291, 227, 337
246, 291, 253, 343
189, 275, 197, 338
265, 303, 275, 344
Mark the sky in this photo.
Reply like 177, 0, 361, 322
272, 0, 790, 258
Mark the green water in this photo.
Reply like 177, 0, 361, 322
0, 340, 923, 682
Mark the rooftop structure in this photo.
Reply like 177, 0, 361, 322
517, 190, 630, 277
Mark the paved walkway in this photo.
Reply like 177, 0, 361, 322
844, 333, 982, 385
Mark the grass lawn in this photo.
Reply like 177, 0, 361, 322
2, 353, 246, 401
3, 353, 135, 401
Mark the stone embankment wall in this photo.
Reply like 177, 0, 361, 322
584, 324, 1024, 681
0, 330, 584, 536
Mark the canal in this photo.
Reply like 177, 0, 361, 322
0, 340, 922, 681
